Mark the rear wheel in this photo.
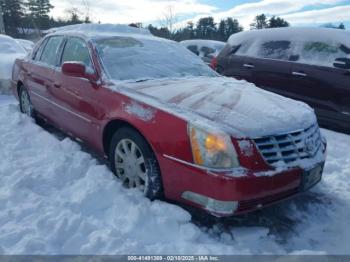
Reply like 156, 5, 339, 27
109, 127, 163, 200
19, 85, 35, 118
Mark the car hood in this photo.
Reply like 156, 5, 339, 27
117, 77, 317, 138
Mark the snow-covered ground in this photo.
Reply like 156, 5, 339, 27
0, 94, 349, 255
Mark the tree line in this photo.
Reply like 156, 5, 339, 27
0, 0, 90, 38
0, 0, 347, 41
147, 14, 292, 42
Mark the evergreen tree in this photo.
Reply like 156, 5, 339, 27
338, 23, 345, 30
196, 17, 216, 39
250, 14, 268, 30
217, 19, 227, 41
147, 24, 171, 39
269, 16, 289, 28
226, 18, 243, 38
0, 0, 25, 37
26, 0, 53, 29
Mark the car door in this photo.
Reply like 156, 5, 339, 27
50, 36, 103, 141
25, 36, 65, 121
248, 40, 294, 96
289, 41, 350, 125
219, 42, 255, 82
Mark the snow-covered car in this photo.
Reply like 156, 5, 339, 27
216, 28, 350, 133
0, 34, 26, 94
12, 24, 327, 217
16, 39, 35, 53
180, 39, 225, 66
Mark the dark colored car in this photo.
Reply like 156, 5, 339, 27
215, 28, 350, 132
180, 39, 225, 66
12, 24, 326, 217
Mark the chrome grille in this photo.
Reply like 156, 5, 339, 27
253, 124, 322, 166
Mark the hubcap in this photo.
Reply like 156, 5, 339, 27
114, 139, 147, 192
20, 90, 32, 116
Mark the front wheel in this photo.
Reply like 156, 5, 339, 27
109, 127, 163, 200
19, 86, 35, 118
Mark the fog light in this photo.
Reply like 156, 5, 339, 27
182, 191, 238, 215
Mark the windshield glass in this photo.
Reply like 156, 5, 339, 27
94, 36, 216, 81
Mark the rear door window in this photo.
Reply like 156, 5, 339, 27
187, 45, 199, 56
299, 41, 350, 68
40, 36, 64, 66
61, 37, 93, 72
33, 38, 48, 61
257, 40, 292, 61
200, 46, 215, 58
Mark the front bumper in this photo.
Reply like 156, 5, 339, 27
159, 152, 326, 217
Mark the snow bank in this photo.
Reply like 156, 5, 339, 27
44, 23, 151, 36
0, 35, 26, 94
0, 95, 350, 254
0, 96, 252, 254
15, 39, 35, 53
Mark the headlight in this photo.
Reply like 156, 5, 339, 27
188, 124, 239, 169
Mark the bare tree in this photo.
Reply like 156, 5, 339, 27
81, 0, 92, 22
161, 5, 177, 33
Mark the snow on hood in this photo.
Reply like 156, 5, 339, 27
115, 77, 316, 138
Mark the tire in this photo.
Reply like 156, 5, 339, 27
216, 66, 223, 75
109, 127, 163, 200
19, 85, 35, 118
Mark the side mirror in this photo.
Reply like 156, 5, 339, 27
289, 54, 300, 62
333, 58, 350, 70
62, 62, 87, 78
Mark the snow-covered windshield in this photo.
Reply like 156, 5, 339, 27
94, 36, 216, 81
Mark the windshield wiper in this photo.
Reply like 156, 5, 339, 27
135, 78, 153, 83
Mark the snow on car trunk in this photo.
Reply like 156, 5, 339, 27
0, 95, 350, 254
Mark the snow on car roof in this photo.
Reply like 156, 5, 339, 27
228, 27, 350, 46
44, 23, 152, 37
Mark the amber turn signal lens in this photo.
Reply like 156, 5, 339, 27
205, 134, 227, 152
190, 127, 204, 165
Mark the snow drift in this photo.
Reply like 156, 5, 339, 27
0, 35, 26, 95
0, 95, 350, 254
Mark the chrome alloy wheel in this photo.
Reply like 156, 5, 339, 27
114, 138, 148, 191
20, 89, 33, 117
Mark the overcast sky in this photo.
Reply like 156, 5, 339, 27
50, 0, 350, 29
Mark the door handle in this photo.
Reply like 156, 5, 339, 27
292, 71, 307, 77
53, 83, 61, 88
243, 64, 255, 69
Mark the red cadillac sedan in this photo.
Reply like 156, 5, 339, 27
11, 24, 326, 217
